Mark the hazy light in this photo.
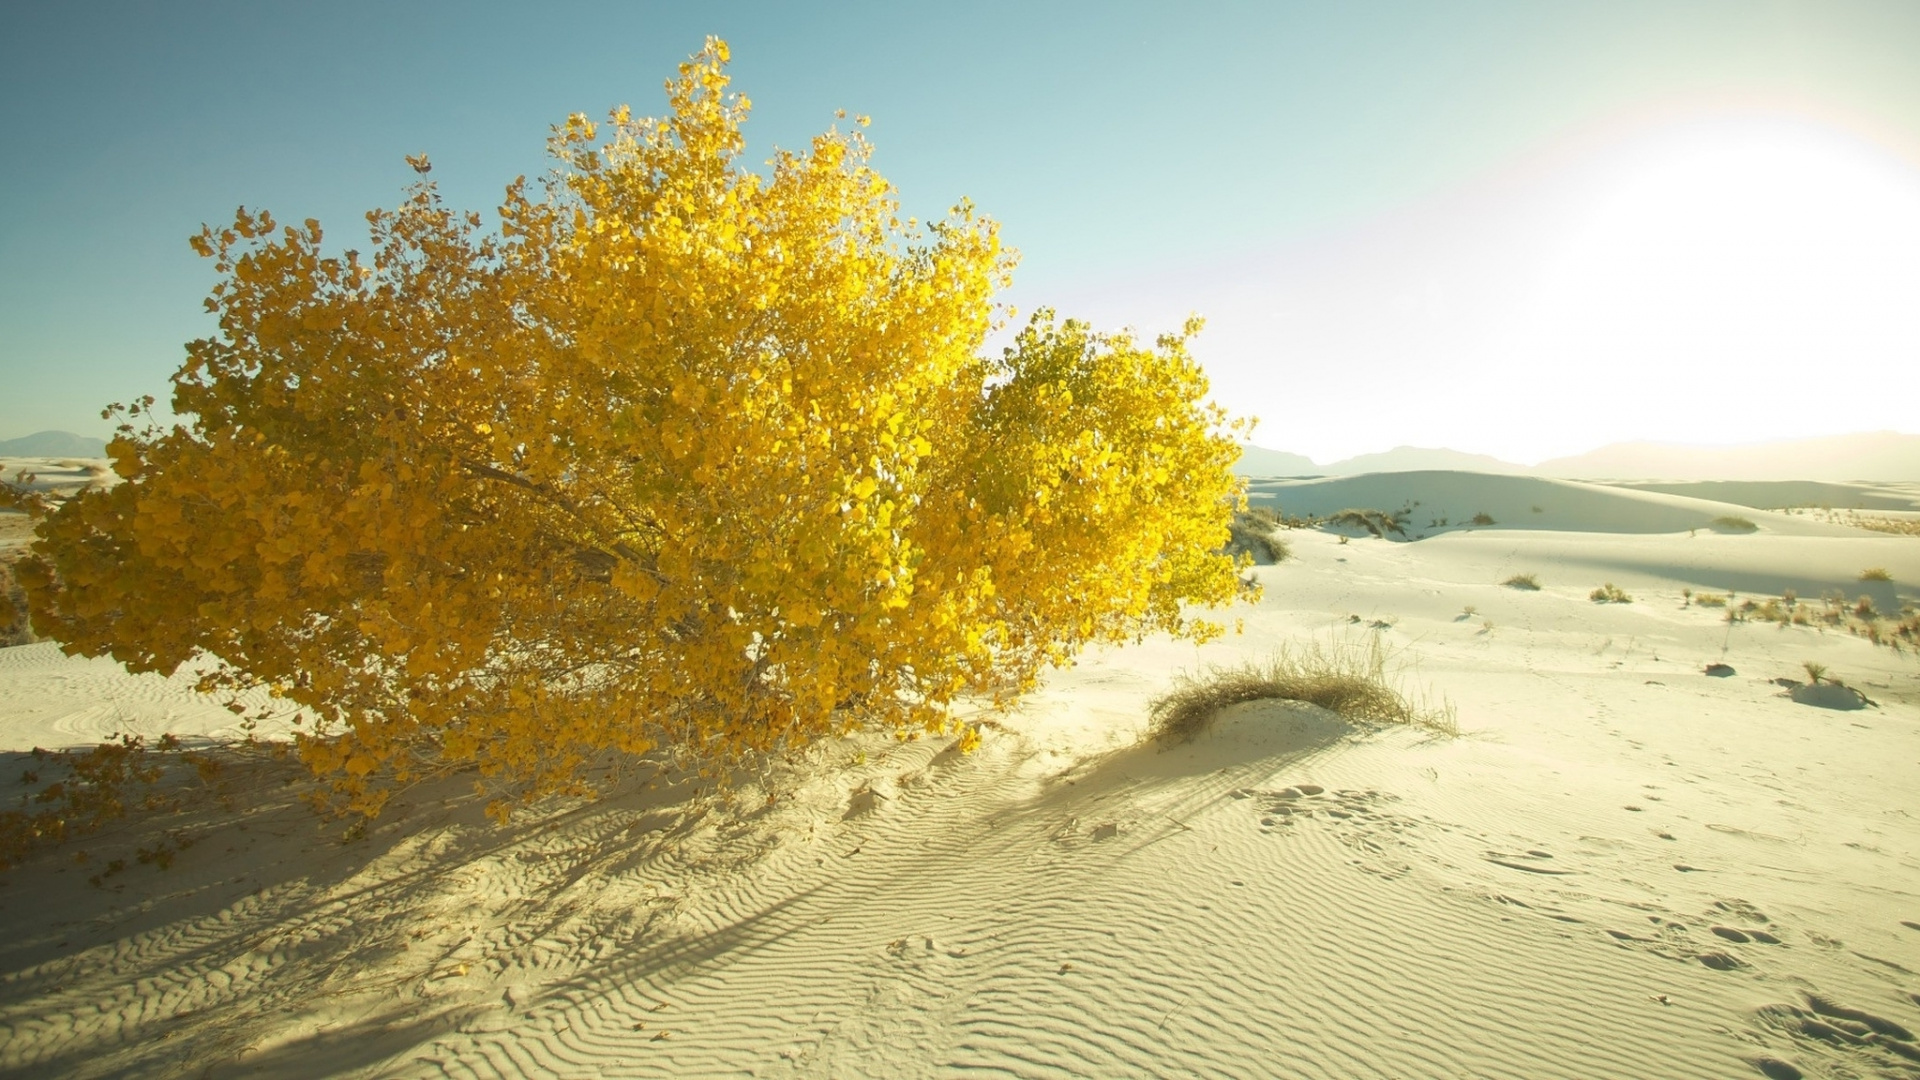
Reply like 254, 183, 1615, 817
1039, 111, 1920, 465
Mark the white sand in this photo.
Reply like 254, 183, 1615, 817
1, 472, 1918, 1078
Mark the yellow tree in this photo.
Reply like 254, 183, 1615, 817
5, 40, 1255, 818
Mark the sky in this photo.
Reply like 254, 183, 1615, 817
2, 1, 1918, 464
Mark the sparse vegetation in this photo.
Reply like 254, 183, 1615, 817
1712, 589, 1919, 654
1148, 635, 1456, 745
1850, 516, 1920, 537
1861, 567, 1892, 582
1502, 573, 1540, 591
1326, 508, 1410, 539
1226, 509, 1293, 563
1470, 512, 1495, 526
1590, 583, 1633, 604
1802, 660, 1828, 685
1710, 515, 1758, 533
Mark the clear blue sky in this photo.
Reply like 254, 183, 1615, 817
4, 1, 1919, 459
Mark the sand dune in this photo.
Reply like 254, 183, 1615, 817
1249, 469, 1876, 539
1, 475, 1918, 1078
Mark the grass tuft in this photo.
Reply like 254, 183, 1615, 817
1470, 512, 1495, 526
1590, 583, 1633, 604
1502, 573, 1540, 591
1710, 515, 1758, 533
1326, 508, 1410, 539
1861, 567, 1892, 582
1148, 635, 1456, 745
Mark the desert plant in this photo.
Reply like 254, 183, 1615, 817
1693, 592, 1728, 608
1470, 511, 1495, 526
1, 40, 1256, 821
1502, 573, 1540, 591
1327, 508, 1409, 539
1802, 660, 1828, 685
1225, 510, 1292, 563
1861, 567, 1892, 582
1148, 634, 1455, 744
1710, 515, 1758, 533
1590, 583, 1633, 604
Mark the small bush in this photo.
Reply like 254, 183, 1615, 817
1861, 567, 1892, 582
1148, 635, 1456, 744
1226, 510, 1292, 564
1590, 583, 1633, 604
1693, 592, 1728, 608
1802, 660, 1828, 685
1502, 573, 1540, 591
1470, 512, 1495, 526
1710, 515, 1759, 533
1326, 508, 1409, 539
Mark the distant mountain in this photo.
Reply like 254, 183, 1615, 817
1234, 444, 1320, 476
0, 430, 108, 457
1537, 431, 1920, 482
1323, 446, 1527, 476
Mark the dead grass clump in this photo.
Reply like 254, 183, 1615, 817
1326, 508, 1409, 539
1470, 512, 1496, 526
1148, 635, 1456, 745
1710, 515, 1759, 533
1837, 513, 1920, 536
1502, 573, 1540, 590
1716, 589, 1920, 654
1861, 567, 1893, 582
1226, 510, 1293, 563
1590, 583, 1633, 604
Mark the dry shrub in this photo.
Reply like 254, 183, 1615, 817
1148, 635, 1456, 745
1326, 508, 1409, 539
1861, 567, 1892, 582
1590, 583, 1633, 604
1710, 515, 1759, 533
1694, 592, 1729, 608
1226, 510, 1292, 563
1470, 512, 1496, 526
1846, 515, 1920, 537
1502, 573, 1540, 590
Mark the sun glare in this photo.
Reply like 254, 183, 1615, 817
1523, 115, 1920, 451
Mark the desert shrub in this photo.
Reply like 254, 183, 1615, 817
1225, 510, 1291, 563
0, 41, 1255, 821
0, 558, 30, 647
1502, 573, 1540, 590
1849, 516, 1920, 537
1590, 583, 1633, 604
1802, 660, 1828, 685
1148, 635, 1455, 744
1470, 512, 1495, 526
1326, 508, 1409, 539
1861, 567, 1892, 582
1693, 592, 1728, 608
1710, 515, 1758, 533
1242, 506, 1282, 528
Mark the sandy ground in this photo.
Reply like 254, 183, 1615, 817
1, 473, 1918, 1079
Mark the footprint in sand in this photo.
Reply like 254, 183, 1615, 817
1752, 994, 1920, 1075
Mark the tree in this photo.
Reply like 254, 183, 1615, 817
4, 40, 1255, 819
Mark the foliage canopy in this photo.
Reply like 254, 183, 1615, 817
4, 40, 1254, 818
